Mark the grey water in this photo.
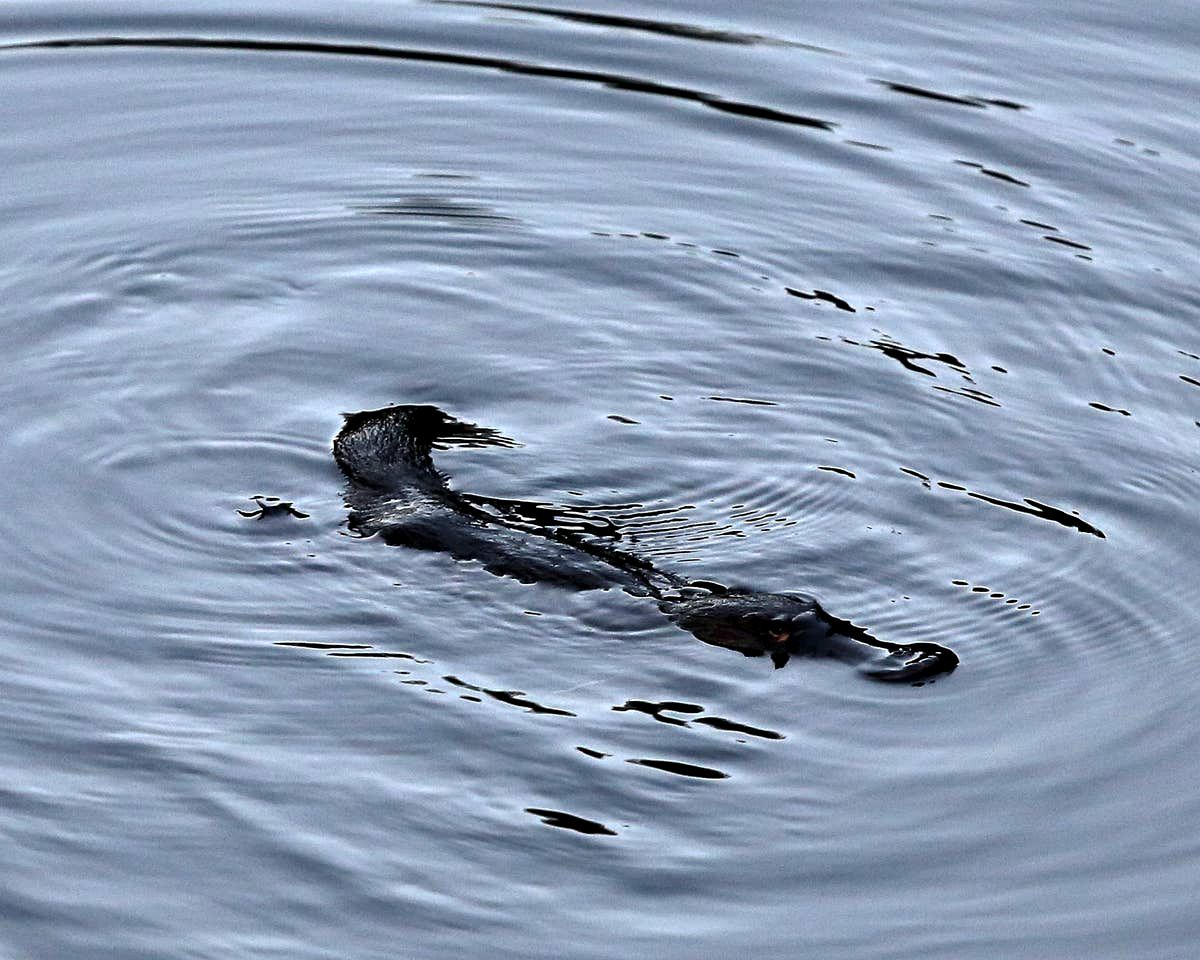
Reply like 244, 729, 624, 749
1, 1, 1198, 957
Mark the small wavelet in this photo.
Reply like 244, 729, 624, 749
352, 195, 518, 223
1088, 402, 1132, 417
627, 758, 729, 780
876, 80, 1027, 110
576, 747, 609, 760
443, 675, 576, 716
930, 385, 1001, 407
785, 287, 857, 312
524, 807, 617, 835
434, 0, 840, 53
612, 699, 784, 740
238, 495, 310, 520
954, 159, 1031, 188
693, 716, 784, 740
842, 335, 969, 378
964, 490, 1105, 538
704, 395, 779, 406
613, 699, 704, 726
901, 469, 1106, 539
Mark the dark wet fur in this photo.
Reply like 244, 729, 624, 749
335, 404, 958, 683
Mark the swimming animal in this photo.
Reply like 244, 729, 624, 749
334, 404, 958, 683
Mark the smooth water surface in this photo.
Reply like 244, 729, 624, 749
1, 1, 1198, 957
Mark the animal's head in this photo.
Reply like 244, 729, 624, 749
663, 587, 834, 668
335, 404, 516, 488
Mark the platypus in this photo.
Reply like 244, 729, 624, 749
334, 404, 958, 683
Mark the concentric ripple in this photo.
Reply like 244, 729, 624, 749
2, 3, 1199, 959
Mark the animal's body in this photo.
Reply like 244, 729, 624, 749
334, 404, 958, 683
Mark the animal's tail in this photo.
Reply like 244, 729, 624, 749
333, 404, 517, 490
857, 642, 960, 683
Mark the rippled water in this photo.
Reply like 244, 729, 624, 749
2, 1, 1198, 957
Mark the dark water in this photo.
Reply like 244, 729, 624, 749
2, 1, 1198, 956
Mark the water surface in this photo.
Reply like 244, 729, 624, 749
2, 1, 1198, 957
